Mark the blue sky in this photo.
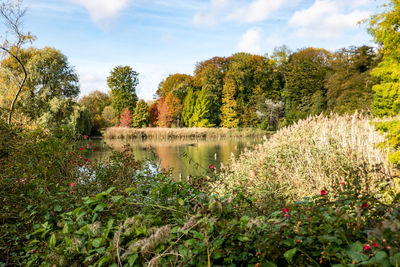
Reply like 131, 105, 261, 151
21, 0, 381, 100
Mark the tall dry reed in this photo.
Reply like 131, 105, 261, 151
104, 127, 266, 140
217, 113, 394, 205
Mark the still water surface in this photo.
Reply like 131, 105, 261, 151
88, 137, 264, 178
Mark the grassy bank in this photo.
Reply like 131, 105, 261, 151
217, 113, 397, 206
104, 127, 268, 140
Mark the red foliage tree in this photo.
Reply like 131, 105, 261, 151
148, 102, 159, 127
156, 98, 173, 127
119, 107, 132, 127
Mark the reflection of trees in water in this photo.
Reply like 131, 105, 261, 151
93, 137, 263, 177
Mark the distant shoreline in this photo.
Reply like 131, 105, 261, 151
104, 127, 270, 140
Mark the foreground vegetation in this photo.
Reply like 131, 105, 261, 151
104, 127, 267, 140
1, 114, 400, 266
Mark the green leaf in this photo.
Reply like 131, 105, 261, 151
390, 253, 400, 266
94, 204, 105, 212
111, 196, 123, 203
375, 251, 388, 262
48, 233, 56, 248
92, 238, 102, 248
178, 198, 184, 206
263, 261, 278, 267
128, 254, 138, 267
284, 248, 297, 263
125, 187, 136, 193
54, 205, 62, 212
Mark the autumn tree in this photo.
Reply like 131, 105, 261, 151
0, 0, 34, 124
119, 107, 132, 127
220, 77, 239, 128
107, 66, 138, 117
148, 102, 159, 127
156, 73, 193, 101
131, 99, 149, 128
368, 0, 400, 116
156, 98, 172, 127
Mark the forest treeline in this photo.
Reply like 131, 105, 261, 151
0, 45, 381, 135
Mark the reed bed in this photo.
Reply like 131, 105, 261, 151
217, 113, 395, 205
104, 127, 267, 140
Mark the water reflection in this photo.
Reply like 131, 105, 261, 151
88, 137, 263, 178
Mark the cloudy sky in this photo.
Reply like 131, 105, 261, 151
22, 0, 381, 100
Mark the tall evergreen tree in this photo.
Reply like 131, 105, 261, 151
182, 88, 196, 127
131, 100, 149, 128
220, 77, 239, 128
191, 89, 214, 127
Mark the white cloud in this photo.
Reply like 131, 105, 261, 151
289, 0, 370, 39
67, 0, 132, 24
193, 0, 231, 25
228, 0, 286, 23
237, 27, 263, 54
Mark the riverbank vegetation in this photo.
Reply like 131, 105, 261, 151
104, 127, 266, 140
1, 114, 400, 266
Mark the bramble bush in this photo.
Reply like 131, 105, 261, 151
1, 117, 400, 266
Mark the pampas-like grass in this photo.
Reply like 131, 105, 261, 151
217, 113, 394, 205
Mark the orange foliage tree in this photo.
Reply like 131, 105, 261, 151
156, 98, 172, 127
119, 107, 132, 127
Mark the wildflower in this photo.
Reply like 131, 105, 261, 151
89, 142, 92, 146
209, 164, 214, 169
386, 246, 391, 250
283, 208, 289, 214
308, 216, 312, 222
364, 244, 371, 252
30, 249, 34, 253
69, 183, 75, 188
361, 202, 368, 209
341, 182, 345, 186
373, 242, 378, 248
84, 158, 89, 162
84, 135, 88, 139
69, 152, 74, 155
114, 179, 118, 182
320, 190, 326, 196
94, 146, 98, 149
79, 147, 84, 151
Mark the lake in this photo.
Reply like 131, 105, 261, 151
88, 137, 264, 178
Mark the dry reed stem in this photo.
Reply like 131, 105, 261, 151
104, 127, 266, 140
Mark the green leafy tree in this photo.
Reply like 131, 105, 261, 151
282, 47, 330, 124
326, 46, 379, 115
156, 73, 193, 101
132, 99, 149, 128
368, 0, 400, 116
79, 90, 111, 135
194, 63, 224, 126
182, 88, 196, 127
220, 77, 239, 128
1, 47, 80, 127
69, 104, 92, 136
101, 106, 118, 126
107, 66, 138, 117
191, 89, 214, 127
